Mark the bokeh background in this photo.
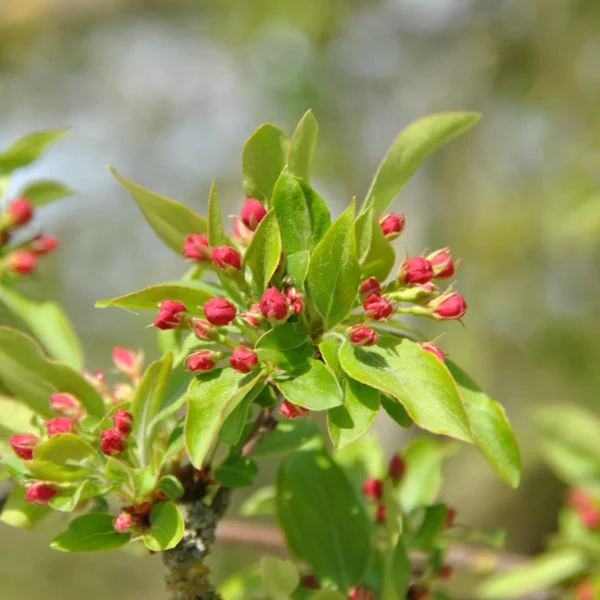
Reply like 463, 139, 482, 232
1, 0, 600, 598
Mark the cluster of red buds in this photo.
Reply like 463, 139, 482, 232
567, 488, 600, 530
0, 197, 59, 275
361, 454, 406, 526
100, 408, 133, 457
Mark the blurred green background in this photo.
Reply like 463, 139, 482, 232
2, 0, 600, 597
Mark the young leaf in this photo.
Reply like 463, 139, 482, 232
110, 168, 207, 254
381, 539, 411, 600
240, 485, 276, 517
261, 556, 300, 600
0, 485, 50, 530
275, 359, 343, 411
18, 180, 73, 206
0, 286, 83, 370
34, 433, 99, 466
131, 353, 173, 467
51, 513, 131, 552
320, 337, 379, 449
143, 501, 185, 551
277, 449, 371, 590
363, 112, 481, 216
214, 456, 258, 487
0, 128, 68, 174
255, 323, 314, 373
410, 504, 448, 549
207, 179, 233, 247
338, 337, 472, 443
242, 124, 289, 203
49, 480, 103, 513
244, 209, 282, 295
218, 564, 263, 600
447, 360, 521, 488
287, 110, 319, 182
380, 394, 412, 428
219, 380, 267, 445
354, 206, 395, 282
253, 419, 322, 457
96, 283, 213, 314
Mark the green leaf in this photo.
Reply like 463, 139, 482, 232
410, 504, 448, 549
320, 337, 379, 449
240, 485, 276, 517
185, 368, 262, 467
0, 395, 37, 455
338, 337, 472, 442
105, 457, 133, 483
207, 179, 233, 247
133, 466, 158, 498
131, 353, 173, 466
244, 209, 282, 295
363, 112, 481, 216
96, 283, 213, 314
51, 513, 131, 552
110, 168, 207, 254
380, 394, 412, 428
0, 328, 104, 417
19, 180, 74, 206
255, 323, 314, 373
242, 124, 289, 204
34, 433, 98, 465
306, 201, 360, 329
0, 485, 50, 530
335, 434, 387, 483
261, 556, 300, 600
285, 251, 310, 288
272, 171, 331, 279
219, 380, 267, 446
218, 564, 263, 600
27, 460, 90, 482
381, 539, 411, 600
49, 480, 103, 513
447, 360, 520, 487
355, 206, 395, 282
277, 449, 371, 590
143, 501, 185, 551
275, 359, 343, 411
215, 456, 258, 487
478, 549, 587, 598
0, 128, 68, 174
0, 286, 83, 370
287, 110, 318, 182
312, 593, 346, 600
253, 419, 322, 457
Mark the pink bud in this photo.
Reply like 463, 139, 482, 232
363, 294, 393, 320
233, 218, 254, 246
301, 575, 319, 590
444, 506, 457, 528
580, 506, 600, 529
192, 318, 218, 341
49, 393, 83, 419
348, 586, 376, 600
4, 250, 37, 275
203, 297, 237, 326
182, 233, 211, 261
567, 488, 593, 510
211, 246, 242, 271
10, 434, 39, 460
418, 342, 445, 363
388, 455, 406, 481
113, 408, 134, 434
279, 400, 309, 419
285, 288, 304, 314
31, 234, 60, 255
154, 309, 182, 330
113, 511, 133, 533
7, 197, 33, 227
260, 287, 289, 323
25, 482, 57, 505
575, 580, 597, 600
45, 417, 75, 437
100, 428, 127, 456
362, 477, 383, 500
240, 303, 263, 328
347, 325, 379, 347
378, 213, 405, 240
439, 565, 453, 582
241, 198, 267, 231
186, 350, 221, 373
430, 293, 467, 320
229, 347, 259, 373
376, 503, 387, 524
160, 300, 187, 314
360, 277, 381, 297
429, 247, 455, 278
112, 347, 140, 378
399, 257, 434, 285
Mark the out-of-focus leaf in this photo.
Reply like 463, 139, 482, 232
0, 485, 51, 530
287, 110, 318, 182
261, 556, 300, 600
51, 513, 131, 552
381, 539, 410, 600
240, 485, 276, 517
355, 206, 395, 282
207, 178, 233, 247
0, 128, 68, 174
19, 180, 73, 206
244, 209, 282, 295
253, 419, 322, 457
410, 504, 448, 549
214, 456, 258, 487
218, 564, 262, 600
335, 434, 387, 484
142, 501, 184, 551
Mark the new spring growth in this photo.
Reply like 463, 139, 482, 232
279, 400, 308, 419
378, 213, 405, 240
241, 198, 267, 231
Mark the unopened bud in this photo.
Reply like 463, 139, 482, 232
112, 347, 141, 379
376, 503, 387, 524
347, 325, 379, 347
113, 511, 133, 533
444, 506, 457, 528
233, 218, 254, 246
25, 482, 57, 505
192, 318, 218, 341
388, 454, 406, 481
398, 257, 434, 285
160, 300, 187, 314
10, 434, 39, 460
4, 250, 37, 275
301, 574, 319, 590
567, 488, 593, 510
6, 197, 34, 227
45, 417, 75, 436
241, 198, 267, 231
428, 247, 455, 279
211, 245, 242, 271
100, 428, 127, 456
360, 277, 381, 297
113, 408, 134, 434
363, 294, 393, 320
429, 293, 467, 320
285, 288, 304, 314
580, 506, 600, 529
348, 586, 376, 600
418, 342, 445, 363
182, 233, 211, 261
186, 349, 222, 373
378, 213, 405, 240
362, 478, 383, 500
31, 234, 60, 255
203, 297, 237, 326
229, 347, 259, 373
153, 300, 187, 330
279, 400, 308, 419
49, 393, 83, 420
260, 287, 289, 324
240, 303, 263, 328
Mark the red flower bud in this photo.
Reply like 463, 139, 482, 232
567, 488, 593, 510
260, 287, 289, 323
362, 477, 383, 500
444, 506, 457, 528
49, 393, 83, 419
378, 213, 405, 240
25, 482, 57, 505
113, 408, 134, 434
301, 574, 320, 590
100, 428, 127, 456
348, 586, 376, 600
229, 347, 259, 373
112, 347, 140, 378
279, 400, 309, 419
154, 309, 182, 330
285, 288, 304, 314
418, 342, 445, 363
31, 234, 60, 255
45, 417, 75, 437
430, 293, 467, 320
192, 318, 218, 341
10, 434, 39, 460
240, 303, 263, 328
388, 455, 406, 481
182, 233, 211, 261
399, 257, 434, 285
7, 197, 33, 227
241, 198, 267, 231
186, 350, 221, 373
113, 512, 133, 533
580, 506, 600, 529
203, 297, 237, 326
376, 503, 387, 524
233, 218, 254, 245
363, 294, 393, 320
211, 245, 242, 271
429, 247, 455, 278
347, 325, 379, 347
160, 300, 187, 314
439, 565, 454, 582
360, 278, 381, 297
575, 580, 596, 600
4, 250, 37, 274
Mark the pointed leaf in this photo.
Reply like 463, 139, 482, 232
0, 485, 50, 530
207, 179, 233, 247
143, 501, 184, 551
287, 110, 318, 182
0, 128, 68, 174
219, 380, 267, 445
355, 207, 395, 282
19, 180, 74, 206
382, 539, 411, 600
158, 475, 185, 500
255, 323, 314, 373
52, 513, 131, 552
244, 209, 282, 295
